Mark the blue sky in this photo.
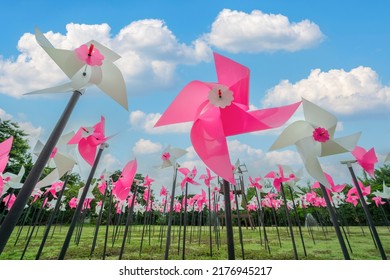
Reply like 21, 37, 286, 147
1, 0, 390, 193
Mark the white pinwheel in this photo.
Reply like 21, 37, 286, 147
156, 145, 187, 169
270, 98, 361, 189
25, 28, 128, 110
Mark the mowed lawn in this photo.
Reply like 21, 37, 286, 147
1, 224, 390, 260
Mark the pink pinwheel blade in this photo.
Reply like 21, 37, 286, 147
0, 156, 9, 173
214, 52, 249, 108
154, 81, 211, 127
191, 112, 235, 184
78, 138, 97, 166
0, 137, 13, 158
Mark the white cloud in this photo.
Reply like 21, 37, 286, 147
129, 110, 191, 134
0, 107, 43, 148
132, 138, 162, 155
0, 21, 212, 98
205, 9, 324, 53
100, 153, 122, 172
263, 66, 390, 115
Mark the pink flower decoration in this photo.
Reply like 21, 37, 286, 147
312, 127, 330, 142
75, 43, 104, 66
161, 152, 171, 161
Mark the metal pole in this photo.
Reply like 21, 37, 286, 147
0, 90, 82, 255
164, 164, 178, 260
58, 142, 107, 259
343, 160, 387, 260
223, 179, 235, 260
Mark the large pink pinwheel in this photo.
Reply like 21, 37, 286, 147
68, 116, 108, 166
351, 146, 378, 178
155, 53, 301, 184
199, 168, 216, 188
178, 166, 200, 189
270, 98, 361, 189
25, 28, 128, 109
112, 159, 138, 202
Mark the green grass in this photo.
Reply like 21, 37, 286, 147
1, 224, 389, 260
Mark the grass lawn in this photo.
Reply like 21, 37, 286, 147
1, 224, 389, 260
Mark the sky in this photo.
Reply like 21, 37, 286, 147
1, 0, 390, 196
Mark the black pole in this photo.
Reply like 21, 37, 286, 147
280, 183, 298, 260
119, 184, 138, 259
222, 179, 235, 260
319, 183, 350, 260
346, 163, 387, 260
208, 187, 213, 257
36, 174, 70, 259
232, 184, 245, 259
0, 90, 82, 255
181, 183, 189, 259
164, 164, 178, 260
58, 142, 106, 260
288, 186, 307, 257
89, 182, 109, 258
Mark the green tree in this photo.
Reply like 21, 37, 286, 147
0, 119, 33, 176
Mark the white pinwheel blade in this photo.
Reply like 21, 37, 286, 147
33, 139, 45, 156
87, 40, 121, 62
24, 82, 74, 95
97, 61, 128, 110
53, 152, 76, 177
35, 28, 84, 79
170, 147, 188, 160
35, 168, 60, 189
319, 132, 361, 157
296, 137, 330, 189
302, 98, 337, 136
269, 120, 313, 151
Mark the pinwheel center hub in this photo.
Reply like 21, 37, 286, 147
312, 127, 330, 143
208, 85, 234, 108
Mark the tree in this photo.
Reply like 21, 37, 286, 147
0, 119, 33, 176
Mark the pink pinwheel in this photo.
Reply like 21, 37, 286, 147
312, 172, 346, 196
98, 180, 107, 195
45, 181, 64, 199
248, 176, 263, 191
265, 165, 294, 192
199, 168, 216, 188
196, 189, 207, 210
143, 175, 154, 188
351, 146, 378, 178
69, 197, 78, 209
178, 166, 200, 189
270, 98, 361, 189
68, 116, 108, 166
111, 159, 138, 202
160, 186, 168, 197
155, 52, 301, 184
2, 193, 16, 210
348, 181, 371, 197
346, 194, 359, 207
0, 137, 13, 160
372, 196, 386, 207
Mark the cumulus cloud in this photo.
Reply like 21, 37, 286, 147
0, 21, 212, 98
263, 66, 390, 115
205, 9, 324, 53
132, 138, 162, 155
129, 110, 191, 134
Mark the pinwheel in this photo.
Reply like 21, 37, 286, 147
1, 166, 25, 195
372, 196, 386, 207
25, 28, 128, 109
2, 193, 16, 210
178, 166, 200, 189
155, 52, 301, 185
68, 116, 108, 166
199, 168, 216, 188
372, 181, 390, 199
270, 98, 360, 189
0, 137, 13, 195
311, 172, 346, 197
156, 146, 187, 169
111, 159, 138, 202
264, 165, 294, 193
351, 146, 378, 178
44, 181, 64, 199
